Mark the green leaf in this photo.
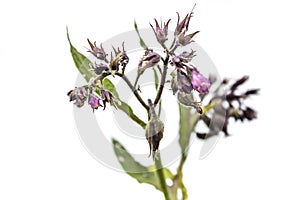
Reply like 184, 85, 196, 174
103, 78, 146, 128
178, 104, 199, 153
134, 20, 148, 49
153, 68, 159, 90
112, 139, 173, 191
67, 27, 96, 82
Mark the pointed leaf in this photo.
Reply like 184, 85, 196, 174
67, 28, 96, 82
153, 68, 159, 90
134, 20, 148, 49
112, 139, 162, 190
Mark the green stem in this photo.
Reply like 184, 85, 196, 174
176, 152, 188, 200
116, 73, 149, 111
155, 152, 170, 200
154, 54, 169, 105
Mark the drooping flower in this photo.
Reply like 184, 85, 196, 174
138, 49, 161, 75
177, 71, 193, 94
150, 19, 171, 45
87, 39, 107, 61
67, 86, 88, 108
100, 88, 115, 110
190, 68, 210, 94
88, 93, 102, 111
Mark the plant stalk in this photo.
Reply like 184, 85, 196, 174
154, 54, 169, 105
155, 152, 170, 200
116, 73, 149, 111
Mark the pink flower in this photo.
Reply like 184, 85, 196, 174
191, 68, 210, 94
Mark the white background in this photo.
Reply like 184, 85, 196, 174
1, 0, 299, 199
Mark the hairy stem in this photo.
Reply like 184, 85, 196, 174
154, 54, 169, 105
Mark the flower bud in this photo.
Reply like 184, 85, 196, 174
138, 50, 161, 75
150, 19, 171, 45
145, 99, 164, 159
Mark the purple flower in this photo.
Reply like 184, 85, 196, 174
67, 86, 88, 108
90, 62, 109, 75
110, 43, 129, 75
177, 31, 199, 46
171, 56, 186, 69
190, 68, 210, 94
138, 50, 161, 74
100, 88, 115, 110
177, 71, 193, 94
175, 12, 193, 36
178, 50, 196, 62
150, 19, 171, 45
87, 39, 107, 60
88, 94, 102, 111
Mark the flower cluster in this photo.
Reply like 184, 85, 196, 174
68, 85, 115, 112
150, 5, 199, 49
148, 8, 210, 114
88, 39, 129, 76
196, 76, 259, 139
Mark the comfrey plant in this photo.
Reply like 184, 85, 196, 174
67, 7, 259, 200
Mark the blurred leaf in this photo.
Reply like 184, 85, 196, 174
178, 104, 199, 153
112, 139, 173, 191
134, 20, 148, 49
66, 28, 96, 82
103, 78, 146, 128
153, 68, 159, 90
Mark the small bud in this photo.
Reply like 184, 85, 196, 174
145, 99, 164, 159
